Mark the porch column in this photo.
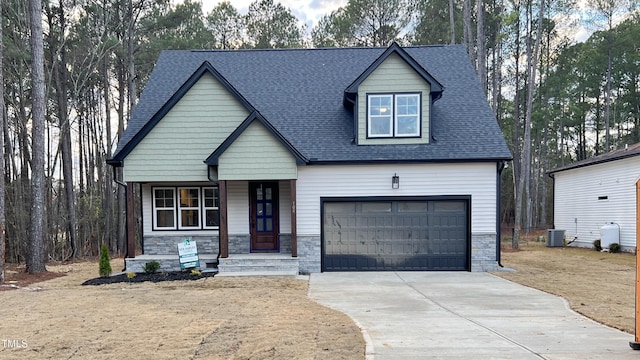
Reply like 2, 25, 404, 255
219, 180, 229, 258
126, 182, 136, 258
290, 179, 297, 257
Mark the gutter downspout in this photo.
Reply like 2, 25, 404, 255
497, 161, 507, 268
110, 164, 129, 271
548, 171, 555, 229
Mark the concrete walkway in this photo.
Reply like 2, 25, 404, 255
309, 272, 637, 359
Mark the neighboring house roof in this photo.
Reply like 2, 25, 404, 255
548, 143, 640, 174
110, 44, 512, 165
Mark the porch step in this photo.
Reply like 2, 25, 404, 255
217, 254, 299, 276
125, 254, 219, 273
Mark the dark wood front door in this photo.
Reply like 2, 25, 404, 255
249, 182, 279, 252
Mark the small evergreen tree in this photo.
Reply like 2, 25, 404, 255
99, 243, 112, 277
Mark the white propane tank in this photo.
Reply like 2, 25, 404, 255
600, 222, 620, 248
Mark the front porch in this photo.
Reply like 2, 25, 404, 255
121, 179, 302, 276
217, 253, 299, 276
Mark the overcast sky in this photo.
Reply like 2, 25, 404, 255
193, 0, 629, 43
198, 0, 348, 29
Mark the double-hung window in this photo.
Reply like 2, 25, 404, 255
202, 187, 220, 229
154, 188, 176, 229
152, 186, 219, 230
178, 188, 200, 229
367, 93, 421, 138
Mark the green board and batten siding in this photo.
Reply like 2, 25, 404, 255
218, 121, 298, 180
357, 53, 431, 145
123, 73, 250, 182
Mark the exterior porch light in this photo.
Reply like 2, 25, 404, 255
392, 173, 399, 189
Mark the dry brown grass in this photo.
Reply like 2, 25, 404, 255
495, 238, 635, 333
0, 260, 364, 359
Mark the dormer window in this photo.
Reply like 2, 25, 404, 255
367, 93, 421, 138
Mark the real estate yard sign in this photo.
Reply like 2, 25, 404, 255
178, 239, 199, 270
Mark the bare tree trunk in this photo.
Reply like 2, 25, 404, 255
27, 0, 47, 273
511, 8, 522, 249
539, 124, 549, 227
0, 0, 5, 282
117, 62, 126, 255
604, 34, 612, 152
127, 0, 137, 110
103, 57, 114, 252
476, 0, 486, 91
48, 2, 78, 258
449, 0, 456, 44
513, 0, 544, 248
463, 0, 475, 64
491, 40, 502, 114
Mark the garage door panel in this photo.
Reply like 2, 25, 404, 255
323, 199, 469, 271
324, 254, 467, 271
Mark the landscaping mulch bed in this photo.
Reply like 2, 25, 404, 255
81, 270, 217, 285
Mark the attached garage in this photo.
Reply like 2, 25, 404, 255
322, 197, 470, 271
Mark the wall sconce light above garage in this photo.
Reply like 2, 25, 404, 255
392, 173, 400, 189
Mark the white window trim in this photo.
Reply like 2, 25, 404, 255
367, 93, 421, 138
202, 187, 220, 230
178, 187, 201, 230
394, 94, 421, 137
367, 94, 394, 138
153, 187, 177, 230
152, 186, 220, 231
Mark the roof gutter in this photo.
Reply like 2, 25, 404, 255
306, 157, 513, 166
108, 159, 126, 190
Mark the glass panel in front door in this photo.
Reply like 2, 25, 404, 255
255, 184, 274, 233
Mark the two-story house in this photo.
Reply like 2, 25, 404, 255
107, 43, 512, 274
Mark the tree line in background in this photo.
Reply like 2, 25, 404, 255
0, 0, 638, 275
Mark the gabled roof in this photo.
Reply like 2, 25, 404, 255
344, 42, 444, 99
107, 61, 255, 165
205, 111, 307, 165
549, 143, 640, 174
110, 44, 512, 164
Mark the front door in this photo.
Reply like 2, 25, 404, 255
249, 182, 279, 252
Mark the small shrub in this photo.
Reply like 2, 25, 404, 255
126, 272, 136, 279
99, 244, 112, 278
609, 243, 621, 253
190, 269, 202, 276
143, 261, 161, 274
593, 239, 602, 251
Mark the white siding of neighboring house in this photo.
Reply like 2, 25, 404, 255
553, 156, 640, 249
296, 163, 497, 236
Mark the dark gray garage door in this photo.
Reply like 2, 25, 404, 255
322, 200, 469, 271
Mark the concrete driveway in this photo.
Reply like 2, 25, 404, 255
309, 272, 637, 359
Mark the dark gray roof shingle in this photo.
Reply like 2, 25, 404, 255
111, 45, 512, 163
